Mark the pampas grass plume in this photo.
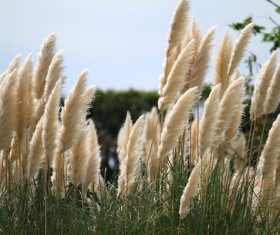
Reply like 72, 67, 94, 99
158, 40, 195, 110
215, 77, 245, 145
188, 27, 216, 94
0, 70, 17, 150
26, 117, 44, 180
83, 120, 101, 194
117, 112, 133, 193
42, 79, 62, 165
43, 50, 64, 102
199, 83, 221, 156
213, 31, 233, 93
59, 70, 95, 152
33, 33, 56, 100
264, 63, 280, 114
158, 87, 199, 160
227, 23, 254, 77
119, 115, 144, 197
179, 160, 201, 219
250, 50, 278, 120
257, 114, 280, 180
159, 0, 189, 93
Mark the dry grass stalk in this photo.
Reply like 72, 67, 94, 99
250, 50, 278, 120
158, 87, 199, 161
158, 40, 195, 110
227, 23, 254, 78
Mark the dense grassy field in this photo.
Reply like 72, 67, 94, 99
0, 0, 280, 234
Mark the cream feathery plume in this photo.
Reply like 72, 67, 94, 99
250, 50, 278, 120
143, 107, 160, 184
179, 160, 201, 220
159, 0, 189, 93
161, 47, 181, 89
0, 54, 21, 82
257, 114, 280, 181
117, 112, 133, 193
82, 121, 102, 197
158, 87, 199, 160
0, 70, 17, 150
0, 54, 21, 80
117, 112, 133, 159
15, 55, 33, 155
42, 79, 62, 165
59, 70, 95, 152
227, 23, 254, 77
119, 115, 144, 197
69, 125, 88, 185
165, 0, 189, 56
191, 20, 202, 45
264, 64, 280, 114
26, 117, 44, 180
158, 40, 195, 110
33, 33, 56, 100
215, 77, 245, 145
43, 50, 64, 102
199, 84, 221, 156
188, 27, 216, 94
213, 31, 233, 93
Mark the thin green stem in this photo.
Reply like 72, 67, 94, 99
257, 114, 268, 159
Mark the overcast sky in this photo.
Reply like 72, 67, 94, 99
0, 0, 278, 94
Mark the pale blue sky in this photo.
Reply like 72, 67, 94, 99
0, 0, 278, 94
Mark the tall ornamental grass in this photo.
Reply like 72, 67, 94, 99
0, 0, 280, 233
